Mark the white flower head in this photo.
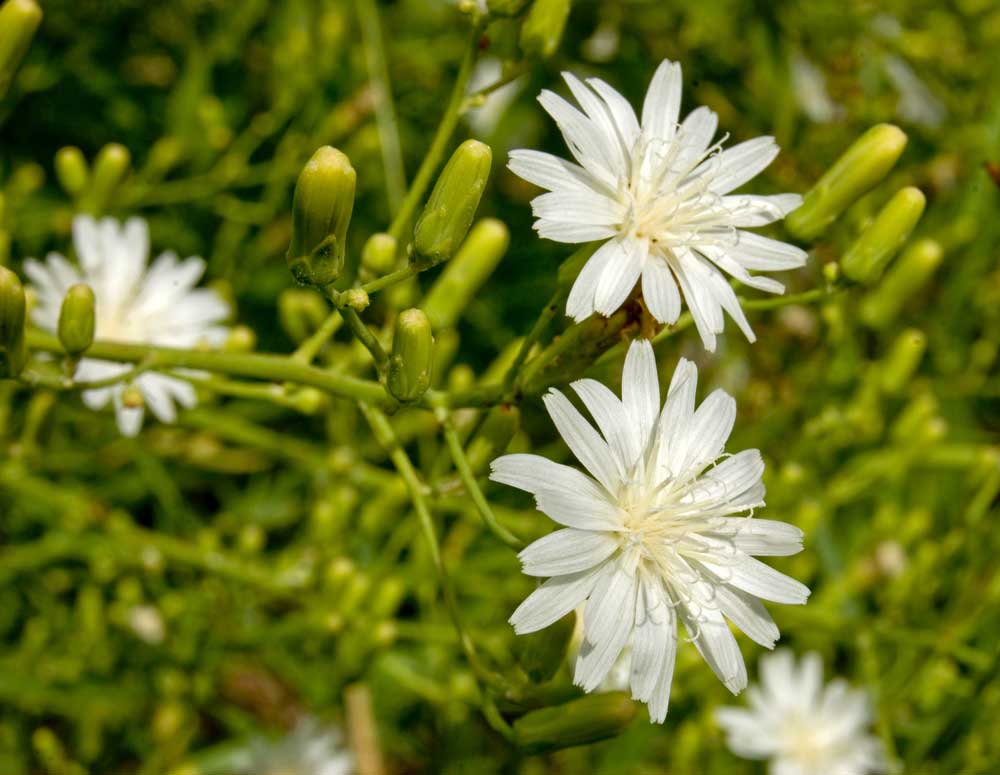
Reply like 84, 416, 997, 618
239, 718, 355, 775
26, 215, 230, 436
490, 339, 809, 722
510, 60, 808, 351
716, 650, 888, 775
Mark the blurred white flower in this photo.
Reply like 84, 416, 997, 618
26, 215, 230, 436
716, 650, 888, 775
491, 339, 809, 722
126, 604, 166, 645
790, 53, 842, 124
509, 59, 807, 351
465, 56, 527, 136
883, 55, 945, 129
240, 718, 355, 775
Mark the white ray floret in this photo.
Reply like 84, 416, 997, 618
26, 215, 230, 436
237, 717, 355, 775
716, 649, 888, 775
490, 340, 809, 722
509, 59, 808, 351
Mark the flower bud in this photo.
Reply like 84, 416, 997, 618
84, 143, 131, 214
287, 146, 356, 286
860, 238, 942, 329
387, 309, 434, 403
466, 404, 520, 475
422, 218, 509, 330
785, 124, 908, 241
880, 328, 926, 395
58, 283, 96, 357
54, 146, 89, 199
513, 609, 573, 683
841, 186, 926, 285
278, 288, 328, 344
520, 0, 571, 59
413, 140, 492, 264
0, 0, 42, 99
361, 232, 398, 275
512, 692, 636, 754
0, 265, 27, 377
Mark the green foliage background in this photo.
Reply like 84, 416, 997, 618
1, 0, 999, 773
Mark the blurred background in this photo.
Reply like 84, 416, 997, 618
1, 0, 999, 773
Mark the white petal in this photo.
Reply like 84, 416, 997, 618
562, 72, 627, 171
622, 338, 659, 452
536, 220, 618, 244
566, 239, 619, 320
721, 193, 803, 227
705, 136, 780, 194
675, 106, 718, 168
113, 392, 145, 437
683, 388, 736, 469
704, 553, 810, 605
654, 358, 698, 474
680, 594, 747, 693
697, 245, 786, 295
715, 585, 779, 648
586, 77, 640, 151
630, 579, 677, 722
593, 238, 644, 316
531, 189, 624, 226
575, 563, 638, 691
510, 565, 604, 634
727, 518, 803, 556
138, 374, 178, 423
641, 257, 682, 325
730, 231, 808, 271
641, 60, 683, 141
670, 249, 723, 352
697, 449, 766, 510
538, 90, 619, 185
508, 149, 603, 193
518, 528, 619, 577
71, 215, 102, 274
570, 378, 639, 471
543, 389, 622, 492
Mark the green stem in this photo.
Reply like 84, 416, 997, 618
461, 62, 531, 111
291, 308, 344, 365
502, 290, 563, 395
338, 306, 389, 371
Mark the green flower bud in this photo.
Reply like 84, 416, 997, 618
57, 283, 96, 357
224, 324, 257, 353
54, 146, 89, 198
841, 186, 926, 285
84, 143, 131, 215
422, 218, 509, 330
520, 0, 571, 59
0, 0, 42, 99
361, 232, 398, 275
278, 288, 328, 344
785, 124, 908, 241
387, 309, 434, 403
0, 265, 26, 378
488, 0, 531, 15
513, 609, 573, 683
880, 328, 926, 395
466, 404, 520, 475
287, 146, 356, 287
860, 238, 943, 329
414, 140, 492, 264
512, 692, 636, 754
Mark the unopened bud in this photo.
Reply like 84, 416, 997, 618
786, 124, 908, 241
278, 288, 328, 344
54, 146, 89, 198
860, 238, 943, 328
387, 309, 434, 403
512, 692, 636, 754
224, 324, 257, 352
361, 232, 398, 275
466, 404, 520, 475
841, 187, 925, 284
0, 0, 42, 99
57, 283, 96, 357
414, 140, 492, 264
514, 609, 573, 683
0, 265, 27, 377
85, 143, 131, 214
520, 0, 571, 59
880, 328, 926, 395
422, 218, 509, 329
287, 146, 356, 286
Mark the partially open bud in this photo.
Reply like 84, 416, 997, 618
361, 232, 398, 276
860, 238, 943, 329
881, 328, 926, 395
786, 124, 908, 241
513, 609, 574, 683
287, 146, 356, 286
512, 692, 636, 754
841, 186, 925, 285
278, 288, 328, 344
520, 0, 571, 59
58, 283, 96, 357
422, 218, 509, 330
387, 309, 434, 403
0, 0, 42, 99
413, 140, 492, 264
84, 143, 131, 215
54, 146, 89, 199
466, 404, 520, 476
0, 266, 27, 378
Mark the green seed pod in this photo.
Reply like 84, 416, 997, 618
513, 609, 574, 683
413, 140, 492, 264
278, 288, 329, 344
512, 692, 636, 754
466, 404, 521, 475
54, 146, 89, 198
57, 283, 96, 357
0, 265, 27, 378
0, 0, 42, 99
287, 146, 356, 286
361, 232, 398, 275
421, 218, 509, 330
84, 143, 131, 214
785, 124, 908, 241
520, 0, 571, 59
859, 238, 943, 329
880, 328, 926, 395
841, 187, 926, 285
488, 0, 531, 15
387, 309, 434, 403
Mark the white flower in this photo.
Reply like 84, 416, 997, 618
490, 339, 809, 722
26, 215, 230, 437
239, 718, 355, 775
716, 650, 888, 775
509, 59, 808, 351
